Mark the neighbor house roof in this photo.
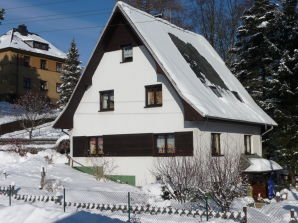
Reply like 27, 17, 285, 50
0, 25, 66, 60
53, 1, 276, 129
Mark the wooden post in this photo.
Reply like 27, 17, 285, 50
8, 185, 11, 206
290, 209, 294, 220
243, 207, 247, 223
63, 188, 66, 212
40, 167, 46, 189
128, 192, 131, 222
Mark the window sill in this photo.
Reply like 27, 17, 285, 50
120, 60, 133, 64
144, 104, 162, 108
212, 154, 224, 157
98, 109, 114, 112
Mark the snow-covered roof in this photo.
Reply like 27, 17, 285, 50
0, 26, 66, 59
53, 2, 276, 129
116, 2, 276, 126
244, 158, 282, 172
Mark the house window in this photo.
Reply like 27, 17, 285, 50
56, 63, 62, 72
56, 83, 61, 93
23, 78, 31, 89
121, 45, 133, 62
89, 136, 104, 156
40, 80, 47, 91
232, 91, 243, 102
33, 41, 49, 51
155, 134, 175, 155
145, 84, 162, 107
99, 90, 114, 111
244, 135, 252, 154
23, 56, 30, 67
210, 86, 222, 97
211, 133, 221, 156
40, 59, 47, 70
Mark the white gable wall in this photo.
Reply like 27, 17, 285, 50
71, 46, 262, 186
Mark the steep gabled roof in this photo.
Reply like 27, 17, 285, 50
0, 28, 66, 59
53, 2, 276, 129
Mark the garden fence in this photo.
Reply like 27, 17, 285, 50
3, 184, 294, 223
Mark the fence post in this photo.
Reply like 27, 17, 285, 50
205, 195, 208, 221
8, 185, 11, 206
243, 207, 247, 223
63, 187, 66, 213
128, 192, 131, 222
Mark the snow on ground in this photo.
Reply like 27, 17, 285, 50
0, 203, 237, 223
1, 121, 65, 139
0, 149, 297, 223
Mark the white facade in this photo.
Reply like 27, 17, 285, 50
71, 46, 262, 186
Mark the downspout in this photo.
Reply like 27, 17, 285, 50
261, 125, 274, 138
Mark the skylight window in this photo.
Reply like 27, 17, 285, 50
210, 86, 222, 97
33, 41, 49, 51
232, 91, 243, 102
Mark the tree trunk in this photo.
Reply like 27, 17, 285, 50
290, 167, 296, 186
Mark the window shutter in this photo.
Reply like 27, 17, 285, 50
175, 131, 193, 156
73, 136, 88, 157
103, 133, 154, 156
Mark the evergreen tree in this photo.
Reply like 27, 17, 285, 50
0, 8, 4, 23
230, 0, 281, 112
267, 0, 298, 185
58, 39, 82, 109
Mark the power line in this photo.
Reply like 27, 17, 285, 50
1, 11, 112, 26
3, 8, 113, 23
37, 19, 159, 33
5, 0, 79, 10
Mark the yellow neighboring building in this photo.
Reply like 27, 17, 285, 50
0, 24, 66, 103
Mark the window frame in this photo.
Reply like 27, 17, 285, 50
23, 56, 30, 67
40, 80, 48, 91
211, 133, 222, 156
88, 136, 104, 156
121, 44, 133, 63
145, 84, 162, 108
40, 59, 47, 70
56, 83, 61, 93
99, 90, 114, 112
56, 62, 62, 72
23, 78, 31, 89
154, 133, 176, 156
244, 135, 252, 155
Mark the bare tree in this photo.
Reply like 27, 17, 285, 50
87, 157, 118, 181
206, 151, 248, 211
152, 149, 247, 211
14, 91, 51, 139
190, 0, 253, 62
117, 0, 188, 28
152, 154, 207, 204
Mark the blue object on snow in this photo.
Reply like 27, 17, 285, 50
267, 178, 275, 199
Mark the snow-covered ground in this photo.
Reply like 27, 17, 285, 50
1, 121, 65, 139
0, 149, 297, 223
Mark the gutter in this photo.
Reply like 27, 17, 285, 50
261, 125, 274, 137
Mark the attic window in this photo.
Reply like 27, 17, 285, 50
121, 45, 133, 62
232, 91, 243, 102
33, 41, 49, 51
209, 86, 222, 97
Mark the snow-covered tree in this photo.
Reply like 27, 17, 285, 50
0, 8, 4, 23
230, 0, 281, 112
266, 0, 298, 186
58, 39, 82, 109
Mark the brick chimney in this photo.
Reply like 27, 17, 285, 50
17, 24, 28, 35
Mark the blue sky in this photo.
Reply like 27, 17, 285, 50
0, 0, 117, 65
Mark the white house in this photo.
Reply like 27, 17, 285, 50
53, 2, 281, 194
